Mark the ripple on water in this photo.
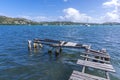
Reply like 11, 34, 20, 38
0, 25, 120, 80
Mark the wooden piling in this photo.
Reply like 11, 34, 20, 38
60, 47, 62, 53
39, 43, 43, 48
48, 50, 52, 53
55, 48, 60, 57
33, 42, 38, 49
28, 40, 32, 51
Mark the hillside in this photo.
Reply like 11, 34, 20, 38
0, 15, 120, 25
0, 16, 38, 25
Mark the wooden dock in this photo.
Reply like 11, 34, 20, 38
77, 59, 115, 72
69, 49, 115, 80
28, 38, 116, 80
69, 70, 109, 80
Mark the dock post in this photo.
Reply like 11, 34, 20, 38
55, 48, 60, 57
94, 50, 100, 62
60, 47, 62, 53
101, 48, 107, 53
106, 71, 110, 80
39, 43, 43, 48
48, 49, 52, 54
86, 45, 91, 52
48, 47, 54, 54
88, 45, 91, 49
28, 40, 32, 51
33, 42, 38, 49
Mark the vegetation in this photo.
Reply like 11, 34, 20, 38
0, 16, 38, 25
0, 15, 120, 25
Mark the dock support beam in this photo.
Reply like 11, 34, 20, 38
82, 47, 90, 73
106, 72, 110, 80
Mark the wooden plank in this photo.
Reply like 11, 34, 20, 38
60, 41, 65, 46
51, 42, 83, 48
77, 59, 115, 72
69, 70, 109, 80
51, 45, 83, 49
83, 52, 110, 59
34, 39, 61, 43
80, 55, 110, 63
64, 42, 77, 46
44, 39, 60, 43
88, 49, 108, 55
82, 53, 89, 73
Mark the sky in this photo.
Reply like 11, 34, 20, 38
0, 0, 120, 23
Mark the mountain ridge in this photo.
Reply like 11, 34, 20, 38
0, 15, 120, 25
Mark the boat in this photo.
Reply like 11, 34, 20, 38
84, 24, 90, 27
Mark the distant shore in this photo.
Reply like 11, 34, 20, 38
0, 15, 120, 26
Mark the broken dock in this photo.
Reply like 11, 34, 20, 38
28, 38, 116, 80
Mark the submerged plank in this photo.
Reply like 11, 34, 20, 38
77, 59, 115, 72
69, 70, 109, 80
88, 49, 108, 55
83, 52, 110, 59
80, 55, 110, 63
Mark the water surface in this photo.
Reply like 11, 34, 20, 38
0, 25, 120, 80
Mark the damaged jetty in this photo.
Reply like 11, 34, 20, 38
28, 38, 116, 80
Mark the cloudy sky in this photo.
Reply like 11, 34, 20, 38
0, 0, 120, 23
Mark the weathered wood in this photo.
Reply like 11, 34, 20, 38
82, 54, 88, 73
31, 38, 115, 80
28, 40, 32, 51
40, 42, 55, 46
80, 55, 110, 63
60, 41, 65, 46
69, 70, 109, 80
106, 71, 110, 80
44, 39, 60, 43
34, 38, 61, 44
83, 52, 110, 59
51, 43, 83, 49
33, 38, 88, 49
88, 49, 108, 55
77, 59, 115, 72
64, 42, 77, 46
33, 42, 38, 48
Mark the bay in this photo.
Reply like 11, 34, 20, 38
0, 25, 120, 80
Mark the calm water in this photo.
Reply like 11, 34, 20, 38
0, 25, 120, 80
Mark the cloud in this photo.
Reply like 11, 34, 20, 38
102, 0, 120, 22
60, 1, 120, 23
103, 0, 120, 7
60, 8, 92, 22
100, 12, 119, 22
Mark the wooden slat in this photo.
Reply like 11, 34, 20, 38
60, 41, 65, 46
64, 42, 77, 46
77, 59, 115, 72
69, 70, 109, 80
80, 55, 110, 63
83, 52, 110, 59
88, 49, 108, 55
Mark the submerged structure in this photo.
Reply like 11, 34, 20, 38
28, 38, 116, 80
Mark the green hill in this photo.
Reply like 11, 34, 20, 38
0, 16, 38, 25
0, 15, 120, 25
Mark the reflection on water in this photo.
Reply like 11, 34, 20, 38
0, 25, 120, 80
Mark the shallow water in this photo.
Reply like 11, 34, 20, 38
0, 25, 120, 80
